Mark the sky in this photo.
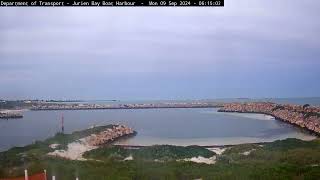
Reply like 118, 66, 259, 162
0, 0, 320, 100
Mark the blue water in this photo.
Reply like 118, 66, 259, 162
0, 107, 316, 151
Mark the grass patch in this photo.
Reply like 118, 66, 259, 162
84, 145, 215, 161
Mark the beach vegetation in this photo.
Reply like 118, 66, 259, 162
1, 126, 320, 179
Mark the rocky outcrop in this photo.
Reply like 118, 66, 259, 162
219, 102, 320, 135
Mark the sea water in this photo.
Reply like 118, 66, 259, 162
0, 107, 316, 151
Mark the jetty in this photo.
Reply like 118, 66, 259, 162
218, 102, 320, 135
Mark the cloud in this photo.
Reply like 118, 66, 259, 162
0, 0, 319, 99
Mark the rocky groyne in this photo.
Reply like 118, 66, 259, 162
218, 102, 320, 135
87, 125, 135, 146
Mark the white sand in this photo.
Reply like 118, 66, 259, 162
179, 156, 216, 164
207, 147, 227, 155
220, 112, 275, 121
48, 138, 97, 160
49, 144, 60, 149
240, 149, 256, 156
114, 131, 317, 147
123, 155, 133, 161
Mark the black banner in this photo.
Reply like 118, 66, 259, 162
0, 0, 224, 7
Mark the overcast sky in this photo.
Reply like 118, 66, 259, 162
0, 0, 320, 100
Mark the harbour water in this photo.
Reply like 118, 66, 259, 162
0, 107, 316, 151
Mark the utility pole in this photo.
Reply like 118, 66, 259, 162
24, 169, 28, 180
44, 169, 47, 180
61, 113, 64, 134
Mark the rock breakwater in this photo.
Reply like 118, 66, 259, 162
219, 102, 320, 135
30, 102, 222, 110
0, 110, 23, 119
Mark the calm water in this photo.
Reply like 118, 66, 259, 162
0, 108, 316, 151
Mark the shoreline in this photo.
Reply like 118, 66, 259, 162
113, 131, 317, 147
210, 110, 275, 120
